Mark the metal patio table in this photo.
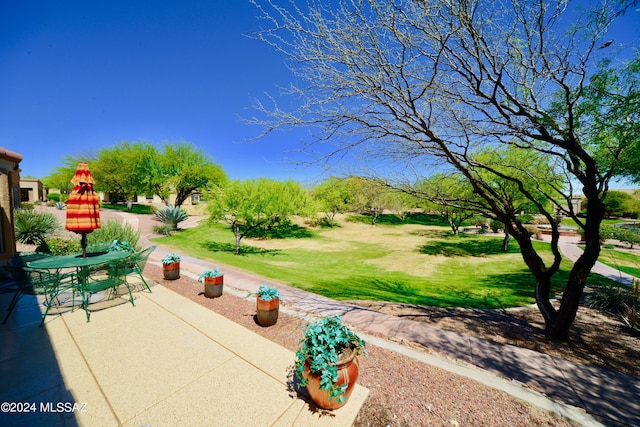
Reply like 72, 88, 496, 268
28, 251, 132, 308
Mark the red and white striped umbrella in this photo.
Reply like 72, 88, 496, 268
65, 162, 101, 257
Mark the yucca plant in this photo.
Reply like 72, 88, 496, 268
155, 206, 189, 230
14, 208, 59, 245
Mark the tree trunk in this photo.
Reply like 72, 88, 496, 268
233, 227, 242, 255
501, 232, 511, 252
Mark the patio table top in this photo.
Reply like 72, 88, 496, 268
27, 250, 131, 270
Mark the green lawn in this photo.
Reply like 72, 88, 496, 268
152, 218, 613, 309
593, 247, 640, 278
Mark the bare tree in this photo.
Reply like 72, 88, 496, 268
250, 0, 640, 340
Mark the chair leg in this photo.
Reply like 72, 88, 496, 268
138, 272, 152, 293
2, 282, 22, 324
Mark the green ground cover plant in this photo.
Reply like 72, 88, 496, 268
152, 218, 613, 309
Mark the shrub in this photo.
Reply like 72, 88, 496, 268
153, 223, 175, 236
47, 193, 61, 202
489, 219, 503, 233
86, 220, 140, 249
155, 206, 189, 230
523, 224, 542, 240
39, 238, 81, 255
584, 281, 639, 333
469, 215, 488, 228
14, 208, 59, 244
21, 203, 35, 210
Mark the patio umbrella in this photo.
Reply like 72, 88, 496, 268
65, 162, 101, 257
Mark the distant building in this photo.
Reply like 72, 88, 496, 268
19, 178, 46, 203
0, 147, 22, 261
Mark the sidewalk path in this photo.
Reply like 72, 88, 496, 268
120, 211, 640, 426
557, 235, 637, 286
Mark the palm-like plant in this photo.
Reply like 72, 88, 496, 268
155, 206, 189, 230
14, 208, 59, 245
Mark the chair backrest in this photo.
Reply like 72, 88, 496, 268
134, 246, 156, 271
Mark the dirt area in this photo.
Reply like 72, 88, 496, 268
346, 300, 640, 379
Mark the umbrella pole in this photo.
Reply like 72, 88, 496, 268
81, 234, 87, 258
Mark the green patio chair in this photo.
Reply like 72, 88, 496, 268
2, 252, 77, 326
78, 261, 133, 322
118, 245, 156, 293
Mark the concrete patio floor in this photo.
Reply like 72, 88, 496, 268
0, 281, 369, 426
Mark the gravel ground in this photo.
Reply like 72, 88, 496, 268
149, 267, 575, 427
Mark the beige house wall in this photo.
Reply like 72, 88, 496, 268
19, 178, 46, 203
0, 147, 22, 261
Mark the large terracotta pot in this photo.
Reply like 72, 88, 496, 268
256, 296, 279, 326
204, 275, 224, 298
163, 262, 180, 280
303, 348, 359, 410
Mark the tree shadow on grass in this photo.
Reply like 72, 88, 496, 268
246, 221, 314, 240
200, 242, 280, 256
419, 235, 516, 257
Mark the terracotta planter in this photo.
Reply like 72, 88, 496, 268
204, 275, 224, 298
303, 348, 359, 410
256, 296, 279, 327
163, 262, 180, 280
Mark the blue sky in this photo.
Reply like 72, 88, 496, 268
1, 1, 639, 186
0, 1, 322, 183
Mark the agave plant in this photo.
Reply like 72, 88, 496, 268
155, 206, 189, 230
14, 208, 59, 245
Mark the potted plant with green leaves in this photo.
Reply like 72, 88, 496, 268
109, 239, 136, 254
295, 315, 366, 410
199, 267, 224, 298
251, 283, 281, 327
162, 253, 181, 280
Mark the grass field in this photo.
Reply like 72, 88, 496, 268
592, 246, 640, 278
152, 214, 615, 309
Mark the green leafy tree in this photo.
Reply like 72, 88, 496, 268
311, 177, 353, 226
576, 57, 640, 183
208, 178, 309, 254
251, 0, 639, 340
346, 176, 392, 225
142, 142, 227, 207
42, 156, 89, 194
416, 173, 480, 235
91, 141, 153, 210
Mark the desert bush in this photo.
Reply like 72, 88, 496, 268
86, 220, 141, 249
155, 206, 188, 230
47, 193, 61, 202
14, 208, 59, 245
584, 280, 639, 333
523, 224, 542, 240
153, 223, 175, 236
39, 238, 82, 255
489, 219, 503, 233
469, 216, 488, 228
